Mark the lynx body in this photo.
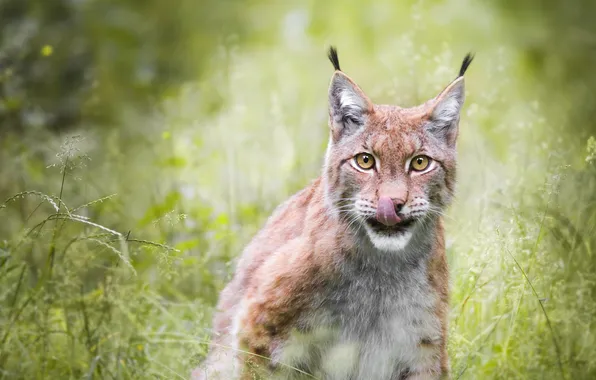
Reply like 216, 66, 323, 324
193, 48, 472, 380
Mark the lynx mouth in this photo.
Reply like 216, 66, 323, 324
366, 218, 416, 235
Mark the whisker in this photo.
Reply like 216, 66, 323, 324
426, 207, 455, 222
342, 213, 363, 233
426, 205, 451, 216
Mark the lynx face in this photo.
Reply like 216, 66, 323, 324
324, 50, 468, 252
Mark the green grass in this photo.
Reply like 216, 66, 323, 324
0, 185, 209, 378
2, 136, 595, 380
2, 0, 596, 379
2, 84, 595, 380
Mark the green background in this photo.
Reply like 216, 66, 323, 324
1, 0, 596, 378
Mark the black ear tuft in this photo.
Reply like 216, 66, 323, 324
328, 46, 341, 71
458, 53, 474, 77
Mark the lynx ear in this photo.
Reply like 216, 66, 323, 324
426, 53, 473, 147
327, 47, 372, 141
328, 71, 372, 141
430, 77, 465, 128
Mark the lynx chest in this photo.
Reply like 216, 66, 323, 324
273, 259, 442, 380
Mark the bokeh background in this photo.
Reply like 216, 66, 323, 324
1, 0, 596, 379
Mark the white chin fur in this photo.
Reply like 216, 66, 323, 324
363, 224, 414, 252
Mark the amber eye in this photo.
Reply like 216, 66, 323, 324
354, 153, 375, 170
411, 155, 431, 172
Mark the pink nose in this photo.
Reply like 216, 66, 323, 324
376, 196, 404, 226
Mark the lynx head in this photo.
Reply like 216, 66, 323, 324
323, 47, 473, 252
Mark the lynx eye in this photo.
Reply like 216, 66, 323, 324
411, 155, 431, 172
354, 153, 375, 170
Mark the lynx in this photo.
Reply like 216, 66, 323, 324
192, 47, 473, 380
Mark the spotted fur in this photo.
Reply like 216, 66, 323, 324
192, 48, 472, 380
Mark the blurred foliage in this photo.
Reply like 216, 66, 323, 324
1, 0, 596, 379
496, 0, 596, 138
0, 0, 247, 134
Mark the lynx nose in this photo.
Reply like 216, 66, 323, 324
376, 196, 403, 226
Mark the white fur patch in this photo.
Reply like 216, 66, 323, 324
228, 301, 248, 378
339, 88, 366, 113
362, 224, 414, 252
321, 342, 359, 378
